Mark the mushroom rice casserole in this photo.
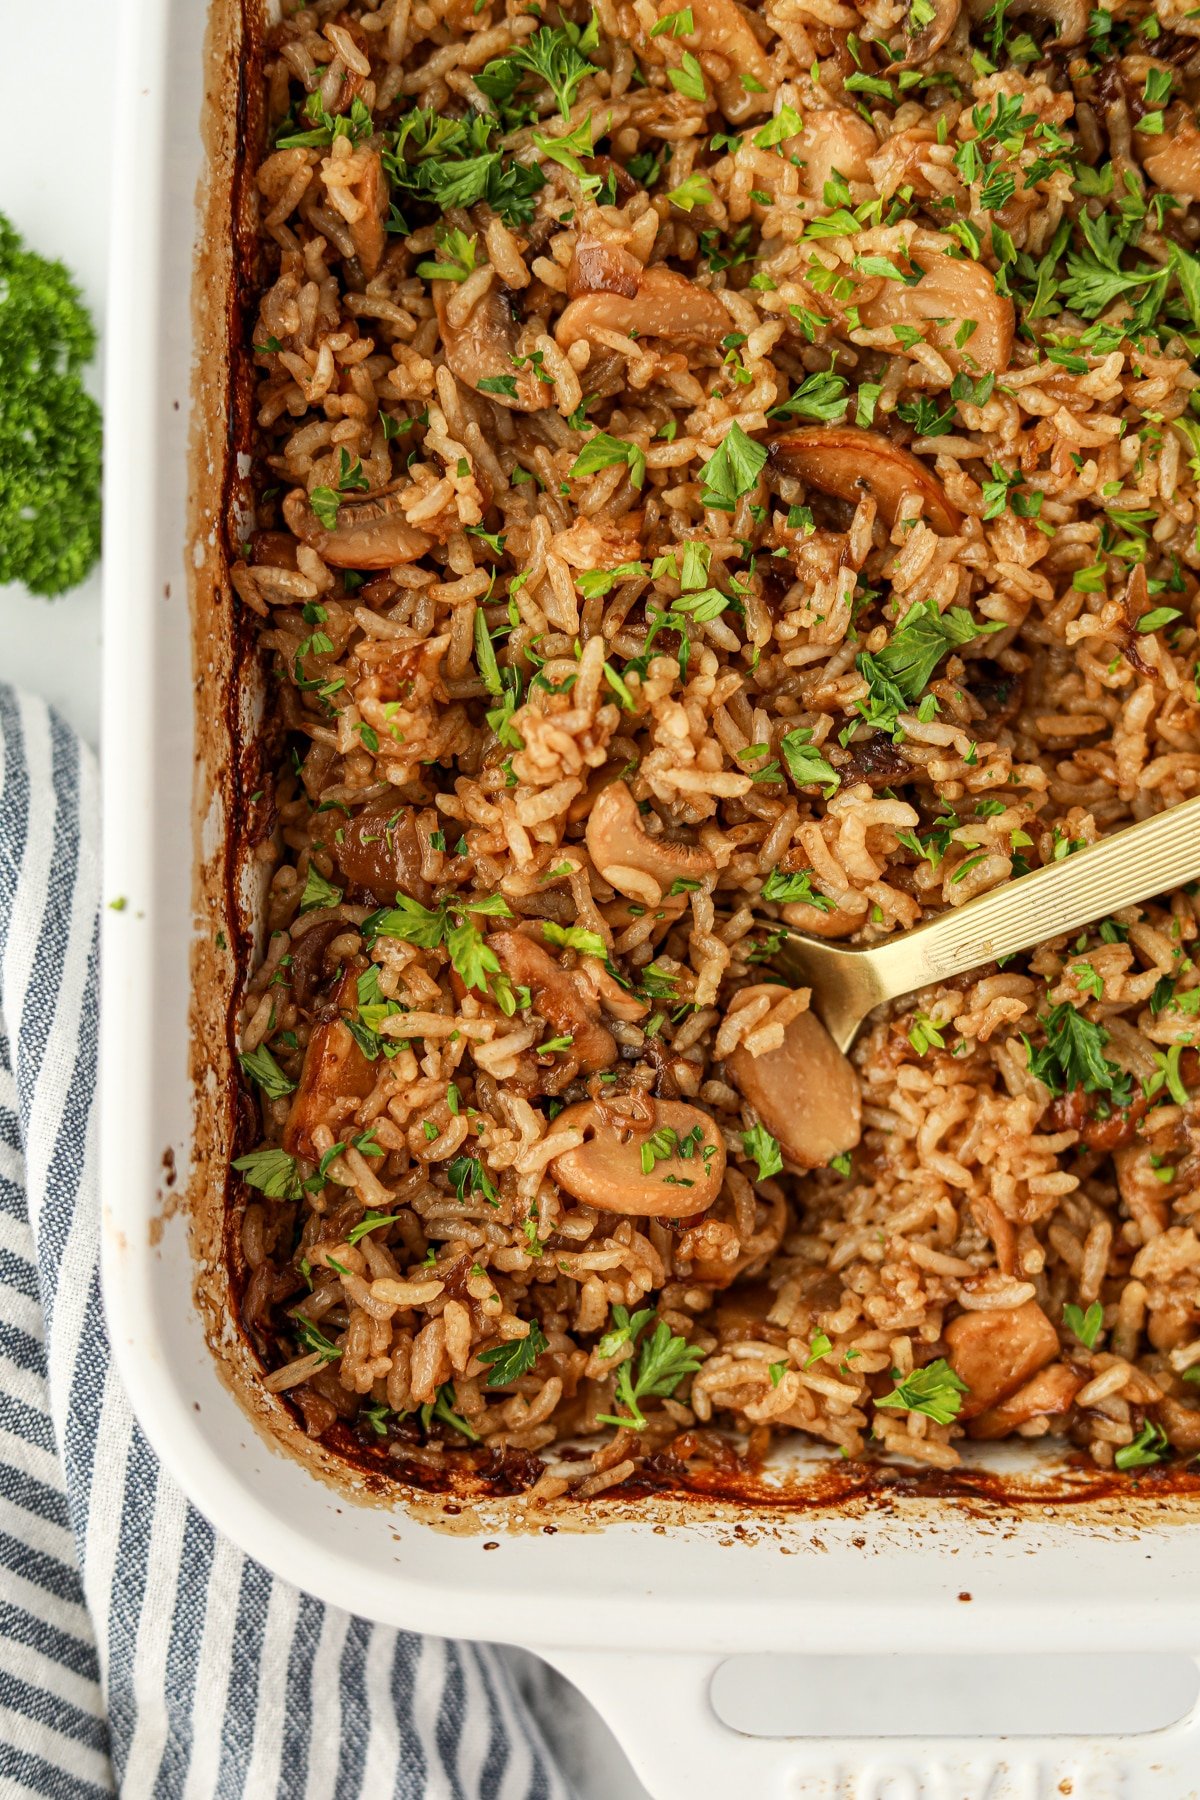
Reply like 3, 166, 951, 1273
230, 0, 1200, 1495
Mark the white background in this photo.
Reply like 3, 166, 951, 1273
0, 6, 646, 1793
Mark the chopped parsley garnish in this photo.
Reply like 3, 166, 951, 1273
232, 1146, 303, 1200
293, 1317, 343, 1363
299, 866, 344, 913
856, 601, 1001, 737
541, 920, 607, 959
346, 1212, 400, 1245
596, 1307, 706, 1431
780, 726, 841, 794
479, 1323, 549, 1387
1023, 1003, 1130, 1104
446, 1152, 500, 1206
876, 1358, 969, 1426
1063, 1301, 1104, 1350
768, 368, 849, 425
1114, 1419, 1169, 1471
668, 51, 707, 101
697, 423, 767, 512
363, 891, 514, 1006
421, 1384, 480, 1442
569, 432, 647, 490
238, 1044, 296, 1101
761, 868, 834, 910
742, 1121, 783, 1180
475, 23, 598, 121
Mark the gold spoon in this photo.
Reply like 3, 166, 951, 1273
759, 796, 1200, 1052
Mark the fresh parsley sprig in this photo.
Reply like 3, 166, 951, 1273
876, 1358, 969, 1426
596, 1306, 706, 1430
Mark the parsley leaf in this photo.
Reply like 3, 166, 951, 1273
761, 867, 834, 909
541, 921, 607, 958
742, 1121, 783, 1180
697, 422, 767, 512
1063, 1301, 1104, 1350
855, 601, 1000, 736
596, 1313, 706, 1431
768, 368, 850, 425
1023, 1002, 1128, 1100
780, 726, 841, 794
1114, 1420, 1169, 1471
238, 1045, 296, 1101
232, 1146, 303, 1200
876, 1358, 969, 1426
570, 432, 646, 489
479, 1323, 549, 1386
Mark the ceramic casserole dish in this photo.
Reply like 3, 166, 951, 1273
100, 0, 1200, 1790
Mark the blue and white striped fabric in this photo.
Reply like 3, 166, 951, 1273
0, 686, 574, 1800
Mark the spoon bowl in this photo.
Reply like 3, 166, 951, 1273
752, 795, 1200, 1052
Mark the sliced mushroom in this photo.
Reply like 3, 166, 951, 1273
345, 149, 388, 278
283, 967, 378, 1162
768, 428, 963, 535
433, 281, 551, 412
967, 1363, 1082, 1439
897, 0, 961, 61
687, 0, 773, 119
943, 1300, 1060, 1419
491, 931, 617, 1072
793, 109, 878, 197
330, 798, 433, 906
585, 780, 715, 905
568, 235, 643, 299
555, 264, 730, 350
725, 985, 861, 1169
548, 1098, 726, 1217
1143, 118, 1200, 200
985, 0, 1089, 46
283, 485, 433, 569
1155, 1395, 1200, 1455
856, 254, 1013, 375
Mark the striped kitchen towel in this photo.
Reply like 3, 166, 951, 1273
0, 685, 573, 1800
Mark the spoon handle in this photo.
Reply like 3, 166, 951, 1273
867, 795, 1200, 1003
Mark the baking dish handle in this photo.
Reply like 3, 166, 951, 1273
540, 1646, 1200, 1799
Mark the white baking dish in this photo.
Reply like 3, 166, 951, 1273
99, 0, 1200, 1791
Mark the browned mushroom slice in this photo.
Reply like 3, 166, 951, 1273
331, 798, 433, 906
1143, 119, 1200, 200
1155, 1396, 1200, 1456
548, 1099, 726, 1217
793, 110, 878, 197
897, 0, 961, 61
967, 1363, 1082, 1439
997, 0, 1088, 45
568, 235, 643, 299
687, 0, 773, 118
585, 780, 715, 904
768, 428, 963, 535
433, 281, 551, 412
725, 986, 861, 1169
555, 265, 730, 350
283, 967, 378, 1162
346, 149, 388, 278
490, 931, 617, 1072
283, 485, 433, 569
856, 253, 1013, 375
943, 1300, 1060, 1419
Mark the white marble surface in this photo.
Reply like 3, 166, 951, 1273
0, 9, 647, 1795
